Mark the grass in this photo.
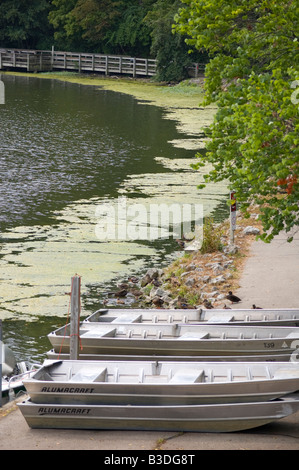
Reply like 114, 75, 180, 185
200, 217, 224, 254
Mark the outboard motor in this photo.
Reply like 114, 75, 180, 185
1, 343, 17, 376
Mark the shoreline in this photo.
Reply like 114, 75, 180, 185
101, 209, 263, 311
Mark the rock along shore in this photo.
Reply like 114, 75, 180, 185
100, 208, 262, 311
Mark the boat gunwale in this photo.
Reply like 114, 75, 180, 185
23, 360, 299, 389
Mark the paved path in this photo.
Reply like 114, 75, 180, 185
0, 231, 299, 451
236, 231, 299, 309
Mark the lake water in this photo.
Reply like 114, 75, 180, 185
0, 74, 228, 362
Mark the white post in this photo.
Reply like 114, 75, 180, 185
0, 79, 4, 105
0, 320, 2, 407
70, 275, 81, 360
230, 190, 237, 244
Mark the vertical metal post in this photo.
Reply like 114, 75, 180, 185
0, 319, 2, 408
70, 275, 81, 360
230, 190, 237, 244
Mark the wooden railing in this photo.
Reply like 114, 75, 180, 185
0, 48, 157, 77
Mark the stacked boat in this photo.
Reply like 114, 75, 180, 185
18, 307, 299, 432
84, 307, 299, 327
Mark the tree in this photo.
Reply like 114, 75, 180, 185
145, 0, 204, 82
0, 0, 53, 49
48, 0, 83, 51
174, 0, 299, 241
70, 0, 122, 49
107, 1, 155, 56
49, 0, 155, 55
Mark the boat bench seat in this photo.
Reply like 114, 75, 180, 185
177, 332, 209, 340
273, 368, 299, 379
169, 369, 205, 384
80, 327, 117, 338
69, 367, 108, 383
111, 314, 142, 323
207, 314, 234, 323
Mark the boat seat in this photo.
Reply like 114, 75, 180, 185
169, 369, 205, 384
80, 328, 117, 338
273, 369, 299, 379
69, 367, 107, 383
178, 332, 209, 340
111, 314, 142, 323
207, 314, 234, 323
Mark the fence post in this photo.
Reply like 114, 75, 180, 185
70, 275, 81, 360
51, 45, 54, 70
132, 58, 136, 78
105, 56, 108, 75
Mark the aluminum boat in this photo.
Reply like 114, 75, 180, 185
84, 308, 299, 327
47, 323, 299, 358
18, 393, 299, 432
23, 359, 299, 406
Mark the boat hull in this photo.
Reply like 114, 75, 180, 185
18, 395, 299, 432
46, 350, 294, 362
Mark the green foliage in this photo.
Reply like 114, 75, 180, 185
175, 0, 299, 241
200, 217, 223, 254
145, 0, 195, 81
48, 0, 82, 50
0, 0, 53, 48
71, 0, 122, 45
107, 3, 154, 56
48, 0, 156, 55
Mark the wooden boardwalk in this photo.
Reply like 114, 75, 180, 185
0, 48, 157, 77
0, 47, 205, 78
